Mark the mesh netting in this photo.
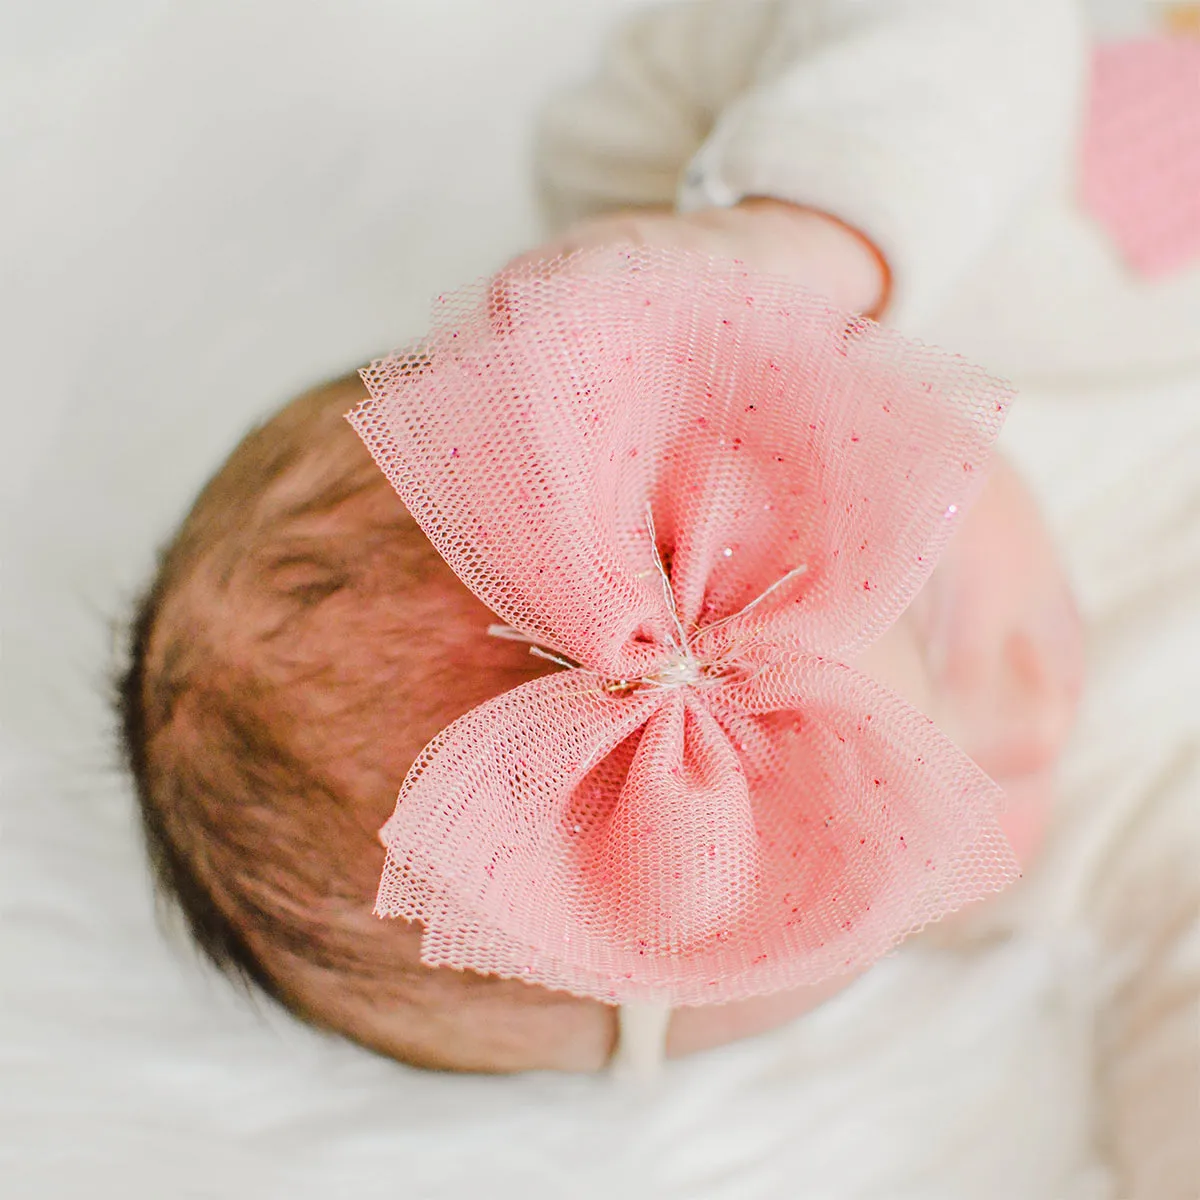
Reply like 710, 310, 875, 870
1082, 38, 1200, 278
349, 247, 1019, 1005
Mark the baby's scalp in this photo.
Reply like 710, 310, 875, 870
119, 373, 616, 1071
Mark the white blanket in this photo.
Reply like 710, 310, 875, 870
2, 3, 1197, 1197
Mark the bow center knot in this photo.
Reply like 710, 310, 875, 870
649, 651, 705, 690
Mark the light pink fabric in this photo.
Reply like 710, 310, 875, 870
349, 248, 1019, 1005
1082, 38, 1200, 278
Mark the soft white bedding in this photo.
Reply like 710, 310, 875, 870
2, 3, 1197, 1198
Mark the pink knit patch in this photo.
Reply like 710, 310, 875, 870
1082, 39, 1200, 277
349, 248, 1019, 1005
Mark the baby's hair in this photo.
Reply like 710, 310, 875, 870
117, 375, 403, 1009
115, 373, 604, 1070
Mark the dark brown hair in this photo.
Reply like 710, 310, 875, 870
115, 373, 429, 1014
114, 371, 607, 1070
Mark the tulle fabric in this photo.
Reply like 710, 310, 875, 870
350, 247, 1019, 1004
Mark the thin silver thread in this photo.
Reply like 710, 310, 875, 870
487, 623, 541, 645
698, 561, 809, 638
528, 645, 579, 670
644, 505, 690, 655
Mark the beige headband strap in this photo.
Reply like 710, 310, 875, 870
610, 1003, 671, 1083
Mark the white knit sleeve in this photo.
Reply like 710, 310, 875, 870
536, 1, 782, 226
537, 0, 1086, 331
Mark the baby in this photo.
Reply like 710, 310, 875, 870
117, 194, 1082, 1073
107, 5, 1200, 1197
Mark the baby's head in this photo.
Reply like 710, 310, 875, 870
119, 248, 1082, 1076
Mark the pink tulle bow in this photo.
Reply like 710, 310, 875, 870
349, 247, 1020, 1005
